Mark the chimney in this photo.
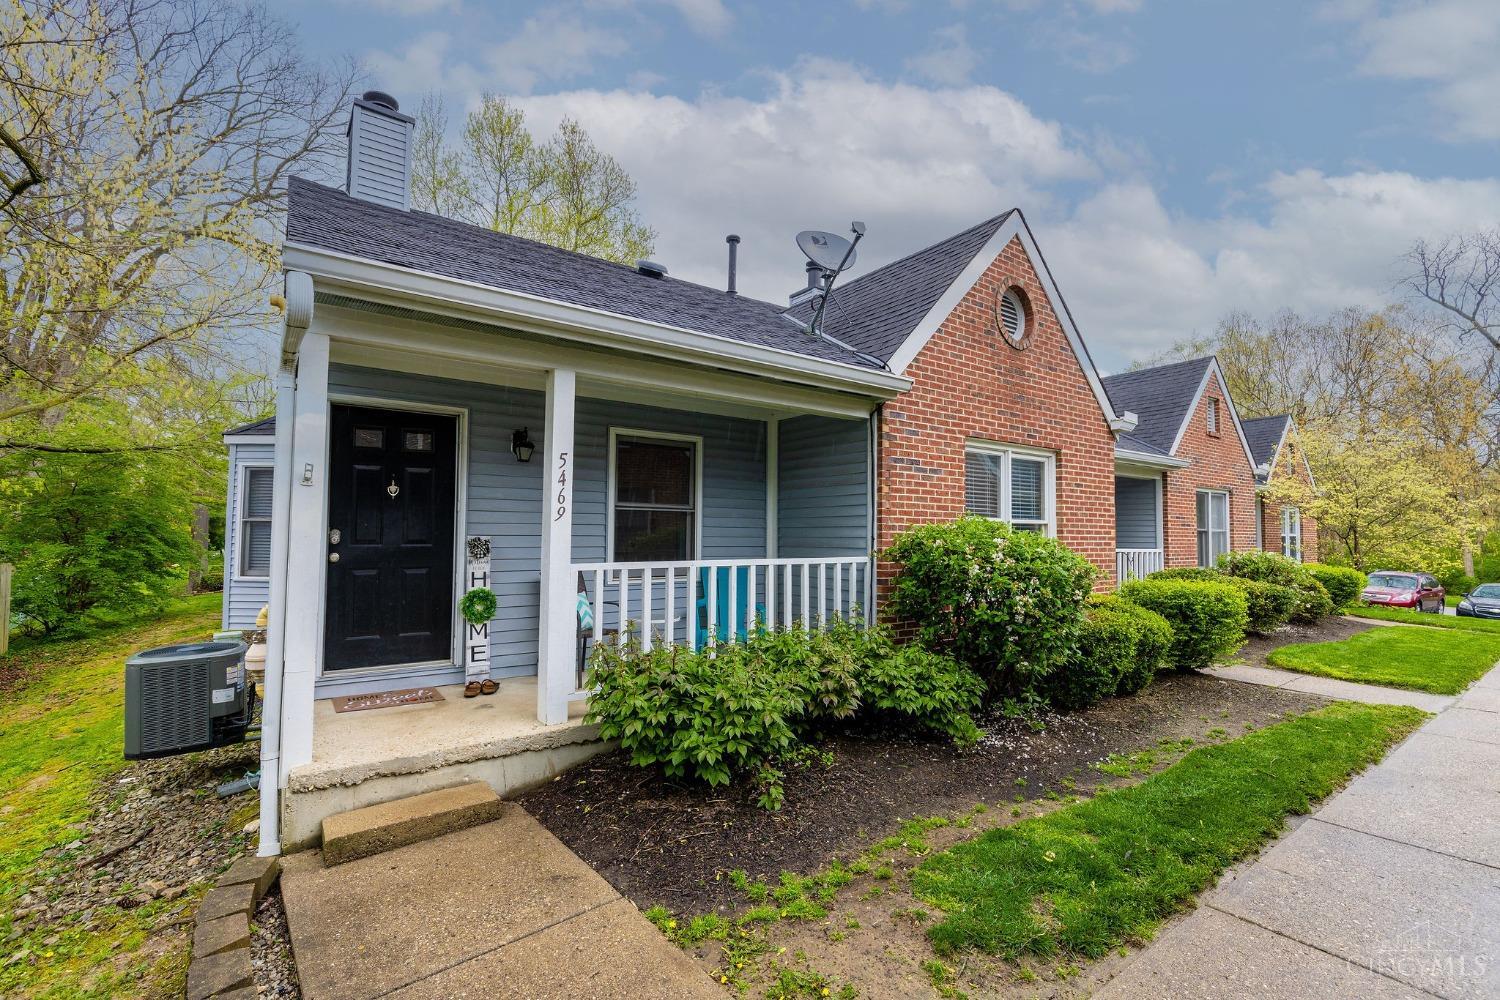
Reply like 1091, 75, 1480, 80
346, 90, 414, 210
789, 261, 824, 308
725, 234, 740, 295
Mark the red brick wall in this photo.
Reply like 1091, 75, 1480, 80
1257, 435, 1319, 563
875, 235, 1119, 595
1162, 371, 1259, 568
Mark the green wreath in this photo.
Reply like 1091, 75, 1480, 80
459, 587, 497, 626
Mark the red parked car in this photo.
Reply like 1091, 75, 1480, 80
1360, 571, 1445, 612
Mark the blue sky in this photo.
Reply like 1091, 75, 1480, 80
274, 0, 1500, 370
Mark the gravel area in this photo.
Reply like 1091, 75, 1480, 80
252, 886, 301, 999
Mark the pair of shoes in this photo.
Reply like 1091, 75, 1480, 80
463, 679, 500, 698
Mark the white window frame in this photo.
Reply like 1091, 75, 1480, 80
1196, 489, 1231, 567
962, 441, 1057, 536
606, 427, 704, 562
1281, 505, 1302, 561
233, 463, 275, 581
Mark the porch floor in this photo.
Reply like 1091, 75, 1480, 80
293, 677, 594, 791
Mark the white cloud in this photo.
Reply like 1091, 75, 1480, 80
364, 31, 488, 105
1078, 0, 1143, 11
1331, 0, 1500, 140
488, 11, 630, 93
515, 60, 1097, 300
660, 0, 732, 36
1048, 170, 1500, 367
904, 25, 979, 86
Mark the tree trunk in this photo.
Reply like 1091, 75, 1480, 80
188, 504, 209, 593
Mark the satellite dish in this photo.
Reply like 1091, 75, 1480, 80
797, 230, 857, 272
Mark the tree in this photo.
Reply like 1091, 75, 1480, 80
410, 92, 655, 265
1406, 230, 1500, 352
0, 0, 353, 455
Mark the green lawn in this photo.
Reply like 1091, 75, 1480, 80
912, 702, 1424, 960
0, 593, 223, 1000
1345, 605, 1500, 633
1269, 625, 1500, 694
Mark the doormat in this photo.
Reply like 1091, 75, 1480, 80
331, 687, 445, 714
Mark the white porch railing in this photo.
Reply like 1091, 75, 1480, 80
572, 557, 873, 660
1116, 548, 1164, 585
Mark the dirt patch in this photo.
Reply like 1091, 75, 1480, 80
1234, 615, 1376, 670
520, 672, 1326, 917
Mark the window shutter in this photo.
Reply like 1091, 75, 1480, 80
245, 468, 274, 518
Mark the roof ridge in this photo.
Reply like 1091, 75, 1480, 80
816, 210, 1015, 302
1102, 354, 1213, 383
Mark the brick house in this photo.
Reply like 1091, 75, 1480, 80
1242, 414, 1318, 562
786, 211, 1140, 592
1101, 357, 1264, 578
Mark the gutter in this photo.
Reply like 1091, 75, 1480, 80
258, 272, 314, 858
281, 242, 911, 400
1115, 447, 1191, 470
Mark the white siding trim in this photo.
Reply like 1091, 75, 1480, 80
766, 416, 779, 559
962, 439, 1058, 537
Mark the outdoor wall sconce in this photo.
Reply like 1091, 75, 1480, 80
511, 427, 535, 463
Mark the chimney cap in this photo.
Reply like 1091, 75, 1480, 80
636, 259, 668, 278
360, 90, 400, 112
726, 234, 741, 244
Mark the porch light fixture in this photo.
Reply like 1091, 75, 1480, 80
511, 427, 535, 463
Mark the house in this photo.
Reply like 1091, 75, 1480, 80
239, 90, 1151, 854
1101, 357, 1265, 579
222, 416, 276, 630
1242, 414, 1318, 561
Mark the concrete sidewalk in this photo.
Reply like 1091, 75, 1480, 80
1203, 662, 1456, 712
1099, 664, 1500, 999
280, 803, 720, 1000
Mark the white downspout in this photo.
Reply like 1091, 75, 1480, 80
258, 271, 314, 858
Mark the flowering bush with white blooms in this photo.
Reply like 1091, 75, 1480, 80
883, 515, 1096, 700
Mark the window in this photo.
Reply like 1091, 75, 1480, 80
611, 433, 698, 561
1206, 397, 1220, 435
238, 466, 274, 578
1196, 490, 1230, 567
963, 444, 1054, 534
1281, 506, 1302, 561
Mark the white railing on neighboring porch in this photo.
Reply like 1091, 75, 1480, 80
572, 557, 873, 658
1116, 548, 1164, 585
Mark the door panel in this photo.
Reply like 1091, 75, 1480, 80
325, 404, 457, 671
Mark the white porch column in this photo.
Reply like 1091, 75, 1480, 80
278, 330, 330, 774
766, 415, 779, 558
537, 367, 577, 725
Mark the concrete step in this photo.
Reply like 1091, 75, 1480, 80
320, 782, 505, 866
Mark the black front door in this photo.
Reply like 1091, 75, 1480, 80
325, 404, 457, 671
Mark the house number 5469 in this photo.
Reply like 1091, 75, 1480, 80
553, 451, 569, 521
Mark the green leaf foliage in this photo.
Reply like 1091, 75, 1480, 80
1216, 550, 1333, 624
1148, 567, 1297, 635
1048, 595, 1174, 709
1118, 578, 1248, 670
882, 516, 1096, 698
1305, 563, 1367, 609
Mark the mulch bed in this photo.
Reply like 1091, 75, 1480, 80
519, 671, 1328, 915
1234, 615, 1376, 669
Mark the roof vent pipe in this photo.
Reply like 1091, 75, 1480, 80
806, 260, 822, 291
636, 259, 668, 278
361, 90, 400, 112
725, 234, 740, 295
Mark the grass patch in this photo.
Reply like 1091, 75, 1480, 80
912, 702, 1424, 960
1268, 625, 1500, 694
1345, 605, 1500, 633
0, 593, 222, 1000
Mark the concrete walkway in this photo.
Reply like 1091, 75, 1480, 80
1203, 662, 1457, 712
280, 803, 720, 1000
1099, 664, 1500, 999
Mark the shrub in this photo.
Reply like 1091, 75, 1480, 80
1438, 570, 1477, 596
1307, 564, 1367, 609
1104, 597, 1174, 694
1118, 578, 1248, 671
883, 516, 1096, 698
1047, 596, 1174, 709
1217, 550, 1333, 624
1149, 567, 1224, 582
1228, 577, 1299, 635
756, 624, 862, 722
1287, 578, 1334, 624
855, 628, 985, 745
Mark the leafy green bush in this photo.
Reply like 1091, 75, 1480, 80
1149, 567, 1224, 582
1052, 595, 1174, 707
883, 516, 1096, 698
1306, 564, 1367, 609
855, 628, 985, 745
1228, 577, 1298, 635
1217, 551, 1333, 624
1287, 578, 1334, 624
755, 624, 862, 723
1102, 597, 1174, 694
1438, 570, 1477, 596
1118, 578, 1248, 670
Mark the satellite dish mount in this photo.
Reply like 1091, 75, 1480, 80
796, 222, 866, 334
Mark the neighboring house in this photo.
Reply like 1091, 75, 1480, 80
251, 91, 909, 850
1102, 357, 1264, 579
786, 212, 1138, 592
222, 416, 276, 630
1242, 414, 1318, 562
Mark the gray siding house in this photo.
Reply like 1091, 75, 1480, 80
249, 92, 908, 852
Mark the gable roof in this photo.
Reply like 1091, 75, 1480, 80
1100, 357, 1213, 455
1241, 414, 1291, 470
786, 212, 1013, 363
224, 416, 276, 439
283, 177, 881, 371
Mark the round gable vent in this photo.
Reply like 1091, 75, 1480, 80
991, 285, 1031, 350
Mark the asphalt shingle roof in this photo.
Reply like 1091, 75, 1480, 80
1100, 357, 1213, 456
1240, 414, 1290, 470
786, 212, 1014, 363
1115, 432, 1170, 457
284, 177, 880, 370
225, 416, 276, 437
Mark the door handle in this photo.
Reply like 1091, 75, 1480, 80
328, 552, 340, 563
